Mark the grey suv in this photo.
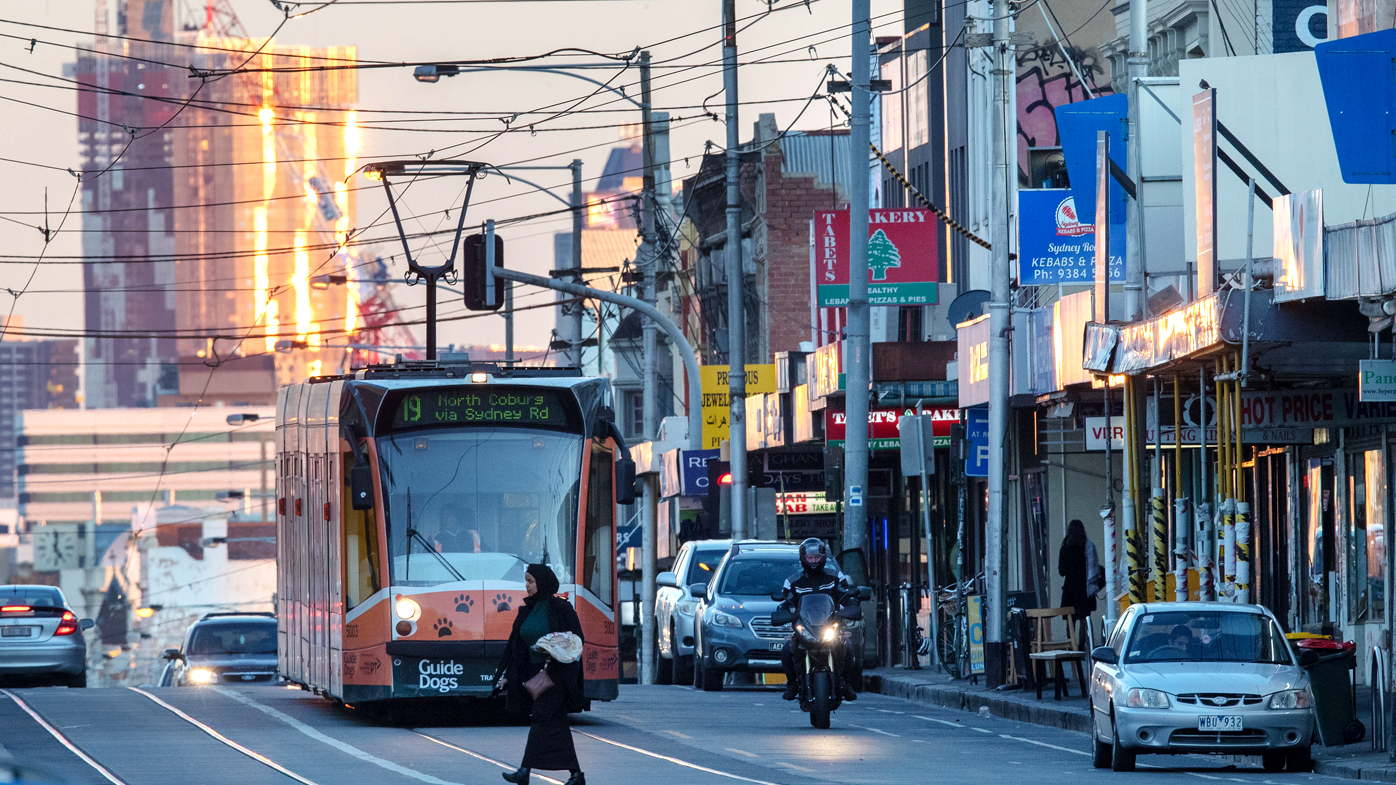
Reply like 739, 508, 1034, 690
161, 612, 279, 686
691, 542, 798, 691
655, 539, 730, 685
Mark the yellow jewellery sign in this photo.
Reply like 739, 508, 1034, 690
700, 365, 776, 450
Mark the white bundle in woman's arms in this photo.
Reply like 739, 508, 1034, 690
532, 632, 583, 663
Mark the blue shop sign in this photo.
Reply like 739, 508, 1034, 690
966, 409, 989, 478
1018, 188, 1124, 285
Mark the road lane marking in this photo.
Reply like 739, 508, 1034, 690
846, 723, 900, 737
2, 689, 128, 785
663, 730, 693, 739
129, 687, 321, 785
208, 688, 464, 785
724, 748, 760, 759
876, 709, 905, 715
970, 726, 994, 733
576, 731, 782, 785
772, 761, 816, 773
913, 715, 965, 728
996, 733, 1089, 756
412, 733, 564, 785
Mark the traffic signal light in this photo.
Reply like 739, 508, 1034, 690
461, 231, 504, 311
823, 443, 844, 502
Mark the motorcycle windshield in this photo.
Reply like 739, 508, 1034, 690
798, 593, 835, 628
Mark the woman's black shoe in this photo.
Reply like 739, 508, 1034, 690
564, 772, 585, 785
502, 768, 530, 784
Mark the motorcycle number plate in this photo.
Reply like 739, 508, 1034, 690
769, 642, 784, 651
1198, 715, 1242, 732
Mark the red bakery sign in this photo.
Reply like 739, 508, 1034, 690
825, 407, 957, 450
814, 209, 940, 307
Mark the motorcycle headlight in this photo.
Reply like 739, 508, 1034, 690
712, 612, 743, 628
676, 601, 698, 616
795, 623, 818, 643
188, 668, 215, 684
821, 624, 839, 642
1269, 688, 1313, 710
1124, 688, 1170, 708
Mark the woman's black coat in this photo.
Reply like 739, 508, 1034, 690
498, 595, 586, 715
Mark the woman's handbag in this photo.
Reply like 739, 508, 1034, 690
523, 664, 555, 699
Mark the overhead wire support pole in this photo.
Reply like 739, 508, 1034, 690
984, 0, 1012, 688
638, 49, 659, 687
570, 160, 585, 368
845, 0, 872, 557
491, 266, 702, 452
365, 160, 486, 361
723, 0, 748, 538
1125, 0, 1148, 320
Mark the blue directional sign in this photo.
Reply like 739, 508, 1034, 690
965, 409, 989, 478
1018, 188, 1125, 285
1315, 28, 1396, 183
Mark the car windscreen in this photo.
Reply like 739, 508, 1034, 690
717, 556, 796, 597
686, 549, 726, 587
1123, 611, 1292, 664
0, 586, 62, 607
189, 622, 278, 656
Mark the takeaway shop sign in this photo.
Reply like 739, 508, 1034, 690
825, 407, 956, 450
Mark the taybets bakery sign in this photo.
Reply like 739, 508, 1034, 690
1017, 188, 1125, 285
814, 209, 940, 307
825, 407, 957, 450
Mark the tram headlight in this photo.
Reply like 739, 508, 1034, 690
395, 598, 421, 622
188, 668, 215, 684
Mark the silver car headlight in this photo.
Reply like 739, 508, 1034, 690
712, 612, 743, 628
676, 601, 698, 616
1269, 688, 1313, 710
1124, 688, 1170, 708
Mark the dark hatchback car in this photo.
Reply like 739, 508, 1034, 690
161, 612, 279, 687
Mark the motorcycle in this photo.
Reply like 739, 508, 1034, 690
772, 592, 862, 729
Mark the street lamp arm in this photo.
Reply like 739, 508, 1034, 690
488, 171, 573, 209
491, 266, 701, 451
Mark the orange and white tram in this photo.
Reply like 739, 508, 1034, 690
275, 360, 629, 705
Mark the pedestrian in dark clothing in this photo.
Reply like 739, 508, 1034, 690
497, 564, 586, 785
1059, 519, 1100, 645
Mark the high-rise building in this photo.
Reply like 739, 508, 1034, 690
75, 1, 368, 408
0, 338, 79, 499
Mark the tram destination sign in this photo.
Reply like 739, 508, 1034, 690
393, 387, 571, 429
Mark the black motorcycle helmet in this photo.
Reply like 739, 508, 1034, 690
798, 538, 829, 575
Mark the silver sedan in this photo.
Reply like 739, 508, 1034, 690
0, 585, 93, 687
1089, 602, 1315, 773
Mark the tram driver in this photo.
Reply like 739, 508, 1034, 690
432, 507, 483, 553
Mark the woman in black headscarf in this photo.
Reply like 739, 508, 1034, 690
496, 564, 586, 785
1059, 519, 1100, 645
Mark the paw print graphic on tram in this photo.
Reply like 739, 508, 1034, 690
454, 594, 474, 613
433, 618, 454, 637
493, 594, 513, 612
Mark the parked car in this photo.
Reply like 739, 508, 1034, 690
691, 541, 799, 691
1089, 602, 1316, 773
0, 584, 93, 688
161, 612, 279, 686
655, 539, 731, 685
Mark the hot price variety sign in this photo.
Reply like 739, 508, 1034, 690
814, 209, 940, 307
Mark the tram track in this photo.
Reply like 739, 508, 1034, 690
1, 689, 128, 785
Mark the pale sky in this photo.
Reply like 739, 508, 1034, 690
0, 0, 901, 358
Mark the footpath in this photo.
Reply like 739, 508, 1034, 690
865, 666, 1394, 781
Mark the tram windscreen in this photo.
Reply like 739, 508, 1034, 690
377, 427, 582, 587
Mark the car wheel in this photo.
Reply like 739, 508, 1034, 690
1286, 744, 1312, 772
1092, 731, 1112, 769
1110, 714, 1135, 772
656, 651, 674, 685
698, 658, 724, 692
1261, 752, 1286, 772
65, 671, 86, 689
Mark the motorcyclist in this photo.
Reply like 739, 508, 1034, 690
774, 538, 859, 703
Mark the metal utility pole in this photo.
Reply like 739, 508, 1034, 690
844, 0, 872, 555
723, 0, 748, 538
1125, 0, 1147, 320
984, 0, 1012, 688
638, 50, 659, 686
565, 159, 585, 368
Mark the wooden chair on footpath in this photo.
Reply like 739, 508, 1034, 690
1026, 607, 1088, 701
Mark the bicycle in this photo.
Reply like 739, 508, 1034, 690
934, 572, 983, 680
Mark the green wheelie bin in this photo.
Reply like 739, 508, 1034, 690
1297, 639, 1365, 746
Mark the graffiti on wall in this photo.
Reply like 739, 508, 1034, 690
1017, 44, 1113, 183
